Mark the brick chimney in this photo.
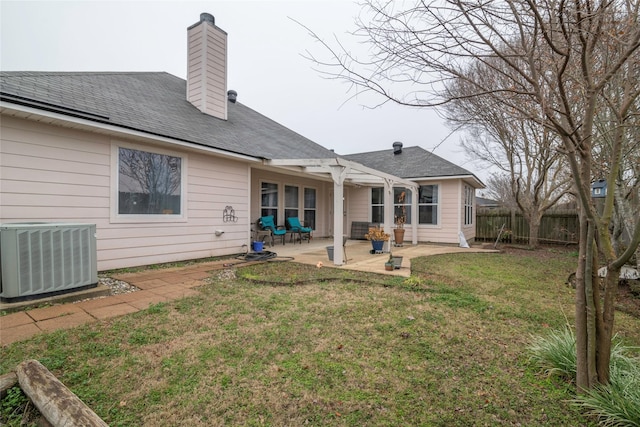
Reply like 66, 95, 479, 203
187, 13, 228, 120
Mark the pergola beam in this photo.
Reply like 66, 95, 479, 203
264, 157, 419, 265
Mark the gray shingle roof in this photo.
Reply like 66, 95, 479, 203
0, 71, 336, 160
342, 146, 476, 180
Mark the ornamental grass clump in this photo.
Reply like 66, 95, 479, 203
529, 327, 640, 427
364, 226, 390, 241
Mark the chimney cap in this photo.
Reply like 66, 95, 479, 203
392, 141, 403, 154
227, 90, 237, 103
200, 13, 215, 25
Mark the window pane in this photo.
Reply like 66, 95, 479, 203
285, 185, 298, 207
394, 206, 411, 224
261, 183, 278, 208
371, 187, 384, 204
118, 147, 181, 215
261, 208, 277, 218
372, 206, 384, 223
304, 188, 316, 209
419, 185, 437, 204
285, 208, 299, 220
419, 205, 437, 224
303, 187, 316, 229
304, 210, 316, 229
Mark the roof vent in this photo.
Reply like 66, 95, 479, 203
392, 141, 403, 154
227, 90, 237, 103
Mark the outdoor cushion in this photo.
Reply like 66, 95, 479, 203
259, 215, 286, 245
286, 217, 312, 233
286, 217, 312, 244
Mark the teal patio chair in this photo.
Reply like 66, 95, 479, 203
259, 215, 287, 246
286, 217, 312, 244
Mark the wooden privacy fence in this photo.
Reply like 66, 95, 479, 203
476, 209, 579, 245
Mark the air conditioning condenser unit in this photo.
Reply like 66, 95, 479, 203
0, 223, 98, 303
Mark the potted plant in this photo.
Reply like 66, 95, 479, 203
365, 226, 390, 253
385, 253, 395, 271
394, 191, 407, 245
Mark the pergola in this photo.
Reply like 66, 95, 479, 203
265, 157, 420, 266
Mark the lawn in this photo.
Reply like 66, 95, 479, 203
2, 248, 639, 426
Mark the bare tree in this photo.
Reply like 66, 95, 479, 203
304, 0, 640, 389
444, 72, 573, 247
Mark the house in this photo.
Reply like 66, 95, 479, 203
476, 197, 502, 210
591, 179, 607, 198
0, 13, 483, 271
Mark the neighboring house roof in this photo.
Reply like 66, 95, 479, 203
342, 146, 484, 186
476, 197, 501, 208
0, 71, 336, 160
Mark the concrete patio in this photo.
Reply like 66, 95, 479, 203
0, 239, 497, 346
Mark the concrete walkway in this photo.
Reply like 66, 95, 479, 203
1, 240, 497, 346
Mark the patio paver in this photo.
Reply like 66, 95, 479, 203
87, 303, 139, 321
1, 323, 43, 346
0, 311, 34, 329
27, 304, 85, 322
36, 311, 96, 332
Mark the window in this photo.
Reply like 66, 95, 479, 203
418, 185, 439, 225
371, 187, 384, 223
464, 185, 474, 226
118, 147, 182, 215
304, 188, 316, 229
285, 185, 299, 220
261, 182, 278, 218
394, 187, 412, 226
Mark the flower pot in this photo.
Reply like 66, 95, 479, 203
326, 246, 334, 261
393, 228, 405, 246
371, 240, 385, 252
384, 262, 394, 271
392, 256, 403, 269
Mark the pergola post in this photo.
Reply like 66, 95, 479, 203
383, 178, 395, 252
329, 164, 349, 265
410, 186, 418, 244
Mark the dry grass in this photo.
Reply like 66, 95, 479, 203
2, 249, 639, 426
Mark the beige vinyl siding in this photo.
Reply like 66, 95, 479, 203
0, 117, 111, 222
347, 187, 369, 223
1, 116, 250, 271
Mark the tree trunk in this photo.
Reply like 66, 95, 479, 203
575, 211, 589, 391
527, 214, 541, 248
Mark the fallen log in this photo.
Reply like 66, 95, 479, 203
15, 359, 108, 427
0, 372, 18, 398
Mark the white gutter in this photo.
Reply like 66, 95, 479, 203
409, 174, 485, 188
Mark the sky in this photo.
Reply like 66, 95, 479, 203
0, 0, 486, 183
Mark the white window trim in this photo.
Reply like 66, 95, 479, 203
464, 185, 474, 226
110, 141, 188, 223
284, 184, 300, 219
370, 187, 385, 223
303, 186, 317, 230
259, 179, 280, 221
417, 183, 441, 227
